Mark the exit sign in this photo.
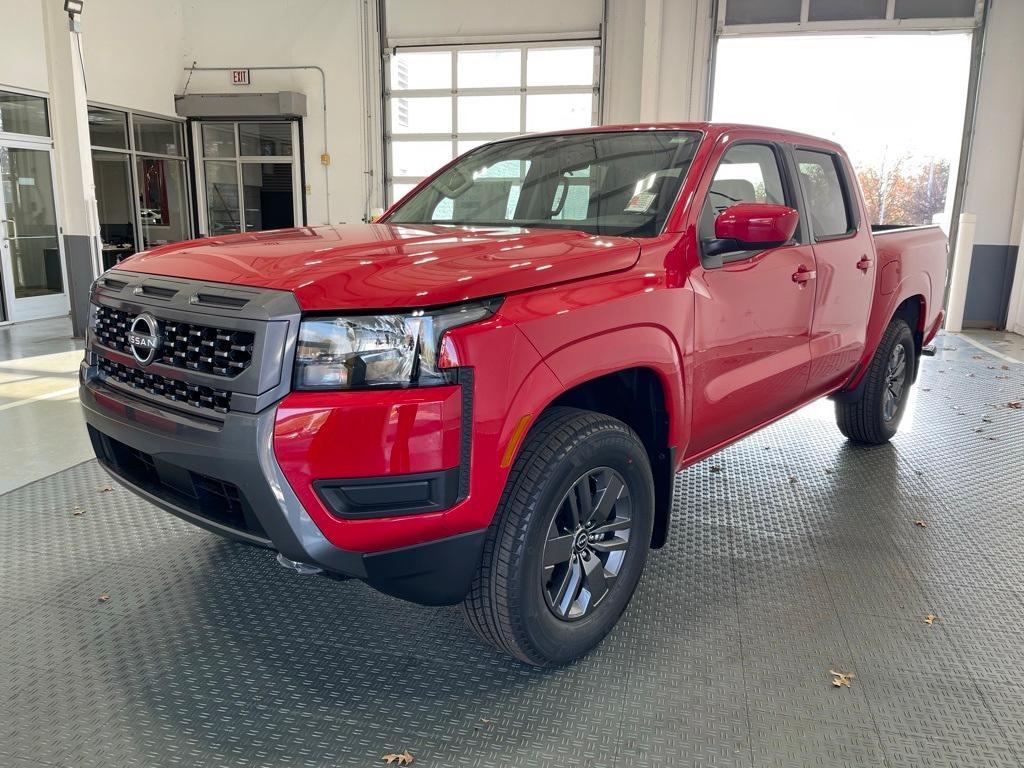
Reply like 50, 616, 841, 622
231, 69, 250, 86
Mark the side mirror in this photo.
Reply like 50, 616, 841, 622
703, 203, 800, 262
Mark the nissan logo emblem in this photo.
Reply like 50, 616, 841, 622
127, 313, 162, 366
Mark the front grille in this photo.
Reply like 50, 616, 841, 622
98, 356, 232, 414
93, 305, 255, 377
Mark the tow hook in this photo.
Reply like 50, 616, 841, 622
276, 553, 323, 575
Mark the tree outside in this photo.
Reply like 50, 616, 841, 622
855, 153, 950, 227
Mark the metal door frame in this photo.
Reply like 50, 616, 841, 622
191, 120, 303, 237
0, 136, 70, 324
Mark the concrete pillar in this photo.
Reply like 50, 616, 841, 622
41, 0, 101, 337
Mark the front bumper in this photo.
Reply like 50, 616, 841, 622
80, 378, 485, 605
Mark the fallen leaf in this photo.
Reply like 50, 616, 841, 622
982, 416, 993, 423
925, 614, 938, 626
71, 506, 85, 517
971, 355, 984, 360
1008, 401, 1022, 410
824, 467, 833, 475
914, 519, 928, 528
829, 669, 854, 688
996, 375, 1010, 380
97, 594, 111, 603
709, 465, 722, 473
98, 485, 113, 493
381, 751, 414, 766
1001, 365, 1010, 371
921, 388, 931, 392
788, 476, 798, 484
913, 469, 924, 477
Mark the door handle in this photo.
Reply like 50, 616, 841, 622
792, 266, 816, 284
857, 256, 872, 271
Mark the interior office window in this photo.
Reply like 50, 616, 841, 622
386, 43, 599, 205
795, 149, 852, 238
91, 151, 136, 269
87, 106, 191, 263
133, 115, 183, 156
137, 157, 190, 248
87, 107, 128, 149
0, 91, 49, 137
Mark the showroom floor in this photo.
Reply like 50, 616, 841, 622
1, 320, 1022, 768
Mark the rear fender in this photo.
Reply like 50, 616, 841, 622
840, 274, 930, 395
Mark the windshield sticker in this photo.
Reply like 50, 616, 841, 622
625, 192, 657, 213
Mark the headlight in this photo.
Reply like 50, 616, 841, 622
294, 298, 500, 389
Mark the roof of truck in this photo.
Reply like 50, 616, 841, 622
493, 122, 846, 153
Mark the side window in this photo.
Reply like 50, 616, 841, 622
794, 150, 852, 239
700, 143, 786, 241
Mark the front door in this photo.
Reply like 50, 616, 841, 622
0, 140, 69, 322
685, 139, 816, 459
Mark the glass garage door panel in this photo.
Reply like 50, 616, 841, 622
0, 146, 63, 299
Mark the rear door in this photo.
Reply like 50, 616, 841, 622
686, 138, 817, 459
790, 147, 875, 395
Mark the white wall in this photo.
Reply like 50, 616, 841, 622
0, 0, 48, 93
81, 0, 186, 117
178, 0, 375, 227
962, 0, 1024, 247
603, 0, 712, 124
953, 0, 1024, 326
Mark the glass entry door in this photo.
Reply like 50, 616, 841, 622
0, 140, 68, 322
195, 121, 301, 236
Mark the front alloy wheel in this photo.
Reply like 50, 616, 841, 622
462, 407, 655, 666
543, 468, 632, 620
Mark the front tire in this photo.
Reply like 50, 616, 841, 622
836, 318, 915, 444
462, 407, 655, 666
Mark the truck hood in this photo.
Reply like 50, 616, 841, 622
117, 224, 640, 310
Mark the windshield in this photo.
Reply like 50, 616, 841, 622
384, 130, 702, 237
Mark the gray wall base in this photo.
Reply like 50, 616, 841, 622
64, 234, 99, 338
963, 243, 1019, 329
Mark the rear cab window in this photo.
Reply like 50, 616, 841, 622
794, 149, 855, 240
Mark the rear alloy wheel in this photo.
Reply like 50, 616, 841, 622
462, 407, 654, 666
836, 318, 915, 444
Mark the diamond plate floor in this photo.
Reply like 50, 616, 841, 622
1, 337, 1022, 768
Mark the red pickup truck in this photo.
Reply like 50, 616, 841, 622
81, 123, 946, 665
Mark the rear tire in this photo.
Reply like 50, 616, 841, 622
836, 318, 915, 444
462, 407, 655, 666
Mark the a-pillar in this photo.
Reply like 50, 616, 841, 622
41, 0, 101, 337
